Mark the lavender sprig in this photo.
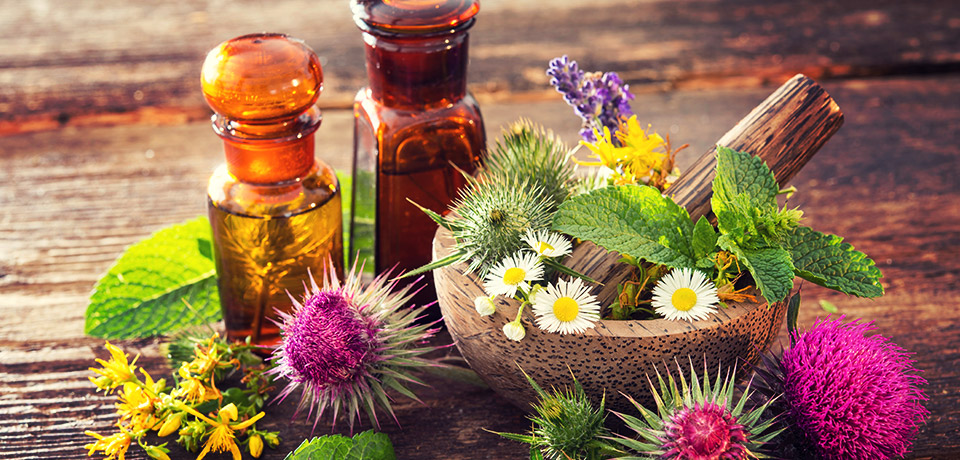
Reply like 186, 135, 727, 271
546, 55, 634, 142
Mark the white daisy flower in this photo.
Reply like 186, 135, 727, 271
474, 295, 496, 316
522, 229, 572, 259
502, 320, 526, 342
483, 252, 544, 298
532, 278, 602, 334
651, 268, 720, 321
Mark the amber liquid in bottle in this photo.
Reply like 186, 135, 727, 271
208, 164, 343, 345
203, 34, 344, 346
351, 0, 484, 317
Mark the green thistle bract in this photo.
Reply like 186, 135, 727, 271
612, 361, 780, 460
485, 119, 576, 211
494, 370, 619, 460
450, 176, 554, 275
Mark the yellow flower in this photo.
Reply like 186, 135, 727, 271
577, 126, 631, 169
115, 369, 165, 431
188, 340, 223, 377
179, 403, 265, 460
84, 430, 131, 460
576, 116, 671, 187
616, 116, 666, 180
89, 342, 139, 392
115, 383, 158, 431
172, 364, 220, 404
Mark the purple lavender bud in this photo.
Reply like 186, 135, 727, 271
547, 55, 635, 143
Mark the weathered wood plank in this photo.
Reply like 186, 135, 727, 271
1, 0, 959, 134
1, 76, 959, 458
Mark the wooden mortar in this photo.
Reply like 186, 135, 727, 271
433, 74, 843, 412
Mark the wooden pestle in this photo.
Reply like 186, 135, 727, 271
564, 74, 844, 307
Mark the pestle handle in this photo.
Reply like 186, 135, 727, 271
670, 74, 844, 220
566, 74, 844, 306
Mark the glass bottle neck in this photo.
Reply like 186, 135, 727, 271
363, 30, 470, 109
213, 106, 321, 184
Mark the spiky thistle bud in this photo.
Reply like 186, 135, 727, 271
485, 119, 576, 211
449, 175, 554, 275
494, 370, 618, 460
612, 360, 780, 459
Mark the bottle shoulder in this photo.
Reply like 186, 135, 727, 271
354, 88, 483, 119
208, 161, 340, 218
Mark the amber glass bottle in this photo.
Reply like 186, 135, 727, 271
350, 0, 485, 315
202, 34, 344, 347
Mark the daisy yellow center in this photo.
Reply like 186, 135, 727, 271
553, 297, 580, 322
671, 287, 698, 311
503, 267, 526, 286
537, 241, 554, 254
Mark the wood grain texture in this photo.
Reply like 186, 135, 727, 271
2, 0, 959, 134
2, 76, 959, 458
669, 73, 843, 221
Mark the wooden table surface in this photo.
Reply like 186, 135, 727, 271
2, 1, 958, 458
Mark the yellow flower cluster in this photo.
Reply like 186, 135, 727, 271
171, 335, 234, 404
84, 337, 276, 460
578, 115, 686, 190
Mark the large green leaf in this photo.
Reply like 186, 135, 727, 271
285, 430, 396, 460
553, 185, 696, 268
712, 145, 778, 215
85, 216, 220, 338
720, 235, 795, 303
784, 226, 884, 298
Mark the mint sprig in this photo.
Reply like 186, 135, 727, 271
84, 216, 220, 338
285, 430, 396, 460
553, 145, 883, 304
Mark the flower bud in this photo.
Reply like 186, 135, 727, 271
474, 296, 496, 316
263, 432, 280, 448
157, 413, 182, 437
144, 445, 171, 460
502, 320, 526, 342
248, 434, 264, 458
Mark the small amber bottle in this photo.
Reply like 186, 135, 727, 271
202, 33, 344, 347
350, 0, 485, 315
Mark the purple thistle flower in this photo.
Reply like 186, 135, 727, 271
661, 401, 752, 459
759, 316, 929, 459
546, 55, 634, 143
277, 290, 378, 388
268, 262, 442, 432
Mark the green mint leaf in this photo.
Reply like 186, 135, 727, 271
712, 145, 779, 215
720, 236, 794, 303
85, 216, 220, 339
552, 185, 695, 268
691, 216, 719, 260
285, 431, 396, 460
784, 226, 884, 297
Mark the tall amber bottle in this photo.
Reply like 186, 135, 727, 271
350, 0, 485, 316
202, 34, 344, 347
